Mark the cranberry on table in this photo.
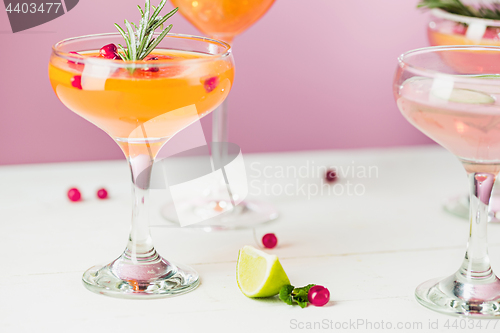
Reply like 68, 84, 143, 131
67, 188, 81, 202
97, 188, 108, 199
325, 169, 337, 183
262, 233, 278, 249
308, 285, 330, 306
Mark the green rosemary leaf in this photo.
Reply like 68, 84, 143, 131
139, 0, 150, 43
124, 20, 137, 60
149, 0, 167, 24
117, 43, 128, 60
121, 23, 133, 58
139, 32, 155, 59
114, 24, 130, 60
151, 7, 177, 31
115, 1, 178, 61
142, 24, 172, 57
418, 0, 500, 20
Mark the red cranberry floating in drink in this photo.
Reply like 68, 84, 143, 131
67, 51, 81, 64
146, 55, 174, 61
204, 76, 219, 93
67, 188, 81, 202
325, 169, 337, 183
143, 66, 160, 72
483, 27, 500, 40
97, 188, 108, 199
262, 233, 278, 249
99, 43, 121, 60
68, 52, 84, 71
308, 285, 330, 306
71, 75, 82, 89
452, 24, 467, 36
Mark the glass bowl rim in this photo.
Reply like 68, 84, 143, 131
430, 8, 500, 27
398, 45, 500, 82
51, 32, 232, 68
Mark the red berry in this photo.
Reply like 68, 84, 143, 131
68, 52, 84, 71
67, 188, 81, 202
97, 188, 108, 199
67, 51, 81, 64
452, 24, 467, 36
99, 43, 121, 60
483, 27, 500, 40
145, 55, 174, 61
325, 169, 337, 183
71, 75, 82, 89
204, 76, 219, 93
308, 285, 330, 306
143, 66, 159, 72
262, 233, 278, 249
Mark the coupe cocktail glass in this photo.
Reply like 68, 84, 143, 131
427, 8, 500, 221
394, 45, 500, 317
49, 33, 234, 298
428, 9, 500, 47
161, 0, 278, 230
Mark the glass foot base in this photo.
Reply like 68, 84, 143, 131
416, 274, 500, 318
160, 199, 279, 231
82, 261, 199, 299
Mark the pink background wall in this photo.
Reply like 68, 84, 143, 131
0, 0, 432, 165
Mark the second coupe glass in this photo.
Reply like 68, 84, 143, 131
394, 45, 500, 317
161, 0, 278, 230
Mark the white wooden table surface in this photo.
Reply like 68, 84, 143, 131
3, 146, 500, 332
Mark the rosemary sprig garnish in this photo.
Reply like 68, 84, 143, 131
114, 0, 178, 61
418, 0, 500, 20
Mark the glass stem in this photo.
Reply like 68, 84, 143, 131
460, 170, 497, 280
212, 99, 228, 150
126, 154, 155, 264
211, 98, 236, 208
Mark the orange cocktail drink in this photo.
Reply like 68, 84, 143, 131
171, 0, 275, 43
49, 37, 234, 157
49, 31, 234, 298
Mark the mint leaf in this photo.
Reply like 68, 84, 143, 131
279, 284, 317, 308
291, 284, 316, 308
293, 288, 308, 302
279, 285, 294, 305
296, 299, 308, 308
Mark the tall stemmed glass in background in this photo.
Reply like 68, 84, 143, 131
161, 0, 277, 229
49, 33, 234, 298
426, 8, 500, 221
394, 46, 500, 317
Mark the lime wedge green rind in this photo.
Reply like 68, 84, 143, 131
236, 246, 290, 298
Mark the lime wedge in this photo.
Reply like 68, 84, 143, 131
432, 88, 495, 104
236, 245, 290, 298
